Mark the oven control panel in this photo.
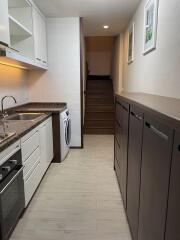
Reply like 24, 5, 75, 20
0, 150, 21, 182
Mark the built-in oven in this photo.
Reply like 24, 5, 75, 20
0, 148, 25, 240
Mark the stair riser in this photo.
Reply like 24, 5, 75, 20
85, 112, 114, 120
85, 120, 114, 128
86, 106, 114, 112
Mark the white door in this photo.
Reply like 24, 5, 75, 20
0, 0, 10, 45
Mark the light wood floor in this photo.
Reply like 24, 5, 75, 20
11, 135, 132, 240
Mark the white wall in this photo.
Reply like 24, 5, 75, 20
121, 0, 180, 98
0, 64, 29, 110
112, 35, 124, 93
87, 51, 112, 76
28, 17, 81, 147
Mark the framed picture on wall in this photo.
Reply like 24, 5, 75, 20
127, 22, 135, 64
143, 0, 159, 54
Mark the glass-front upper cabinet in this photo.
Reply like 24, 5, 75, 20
0, 0, 10, 46
8, 0, 34, 60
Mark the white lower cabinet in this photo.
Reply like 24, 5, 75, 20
39, 117, 54, 178
24, 160, 41, 206
21, 116, 54, 207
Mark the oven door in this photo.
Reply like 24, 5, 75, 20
0, 165, 25, 240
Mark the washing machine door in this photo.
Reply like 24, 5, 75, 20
65, 118, 71, 146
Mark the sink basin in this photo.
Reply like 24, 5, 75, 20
7, 113, 44, 121
0, 132, 16, 144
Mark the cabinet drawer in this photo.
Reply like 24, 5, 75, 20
23, 147, 40, 179
24, 161, 41, 207
21, 130, 39, 161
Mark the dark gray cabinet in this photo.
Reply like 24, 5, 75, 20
126, 106, 143, 240
114, 94, 180, 240
138, 115, 174, 240
115, 100, 129, 208
165, 132, 180, 240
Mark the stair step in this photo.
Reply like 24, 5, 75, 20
86, 105, 114, 113
85, 112, 114, 120
87, 88, 113, 92
85, 120, 114, 128
85, 77, 114, 135
86, 101, 114, 105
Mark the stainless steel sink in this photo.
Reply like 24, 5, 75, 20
0, 132, 16, 144
6, 113, 44, 121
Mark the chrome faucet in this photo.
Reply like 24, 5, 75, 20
1, 96, 17, 119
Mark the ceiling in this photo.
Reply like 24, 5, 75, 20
33, 0, 141, 36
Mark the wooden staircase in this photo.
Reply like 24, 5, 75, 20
84, 79, 115, 134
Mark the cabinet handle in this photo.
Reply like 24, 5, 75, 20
36, 58, 41, 61
0, 41, 8, 47
116, 101, 121, 106
122, 105, 128, 112
9, 46, 20, 53
43, 61, 47, 64
178, 145, 180, 152
145, 122, 168, 141
131, 111, 142, 121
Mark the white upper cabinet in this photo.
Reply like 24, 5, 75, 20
0, 0, 48, 70
8, 0, 34, 60
33, 7, 48, 68
0, 0, 10, 45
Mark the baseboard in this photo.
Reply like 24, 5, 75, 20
70, 146, 83, 149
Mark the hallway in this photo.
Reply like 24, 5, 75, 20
11, 135, 131, 240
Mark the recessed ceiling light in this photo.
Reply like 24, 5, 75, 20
103, 25, 109, 29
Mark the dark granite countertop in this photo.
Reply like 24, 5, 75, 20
0, 102, 67, 154
0, 113, 51, 154
14, 102, 67, 113
115, 92, 180, 130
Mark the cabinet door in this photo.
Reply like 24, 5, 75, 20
33, 7, 47, 66
165, 132, 180, 240
115, 99, 129, 208
39, 118, 54, 175
138, 115, 174, 240
46, 118, 54, 164
33, 8, 42, 63
0, 0, 10, 45
41, 16, 48, 66
127, 106, 143, 240
39, 122, 48, 175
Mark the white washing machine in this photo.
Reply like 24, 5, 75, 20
60, 109, 71, 161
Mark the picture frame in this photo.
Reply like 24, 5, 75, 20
127, 22, 135, 64
143, 0, 159, 54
